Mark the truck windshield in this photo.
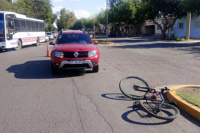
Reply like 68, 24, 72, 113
57, 33, 92, 44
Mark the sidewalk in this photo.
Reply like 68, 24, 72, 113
167, 85, 200, 121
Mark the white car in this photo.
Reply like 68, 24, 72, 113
52, 31, 58, 38
46, 32, 54, 40
45, 33, 49, 42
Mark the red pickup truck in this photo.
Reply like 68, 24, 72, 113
49, 30, 99, 74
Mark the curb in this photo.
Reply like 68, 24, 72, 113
100, 42, 115, 45
167, 85, 200, 121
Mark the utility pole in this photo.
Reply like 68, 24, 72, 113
186, 12, 191, 40
106, 0, 108, 42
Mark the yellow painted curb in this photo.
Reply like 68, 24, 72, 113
100, 42, 115, 45
167, 85, 200, 121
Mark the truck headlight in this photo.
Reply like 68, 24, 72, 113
55, 51, 64, 58
88, 50, 97, 57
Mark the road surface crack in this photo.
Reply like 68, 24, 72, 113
72, 79, 113, 133
72, 79, 85, 133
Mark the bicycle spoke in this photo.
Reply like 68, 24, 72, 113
119, 76, 149, 100
140, 100, 180, 120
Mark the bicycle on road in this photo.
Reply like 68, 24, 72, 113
119, 76, 180, 120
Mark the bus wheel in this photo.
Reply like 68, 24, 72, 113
15, 40, 22, 50
36, 38, 40, 46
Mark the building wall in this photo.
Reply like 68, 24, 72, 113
154, 19, 162, 36
174, 16, 200, 39
190, 16, 200, 39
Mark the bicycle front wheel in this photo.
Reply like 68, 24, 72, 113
140, 100, 180, 120
119, 76, 150, 100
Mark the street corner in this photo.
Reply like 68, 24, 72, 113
167, 85, 200, 121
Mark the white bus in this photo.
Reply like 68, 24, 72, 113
0, 11, 46, 51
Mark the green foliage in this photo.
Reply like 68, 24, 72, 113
142, 0, 187, 39
176, 37, 186, 41
109, 0, 129, 8
181, 0, 200, 16
96, 10, 106, 25
177, 89, 200, 108
109, 0, 136, 24
45, 23, 55, 32
56, 8, 76, 31
133, 1, 147, 24
71, 16, 97, 31
0, 0, 12, 11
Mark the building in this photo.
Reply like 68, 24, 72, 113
174, 16, 200, 39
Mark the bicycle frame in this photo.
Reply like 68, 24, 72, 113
144, 87, 170, 114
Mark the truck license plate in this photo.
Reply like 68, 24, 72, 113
70, 60, 83, 64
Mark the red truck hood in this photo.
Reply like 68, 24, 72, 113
54, 43, 97, 52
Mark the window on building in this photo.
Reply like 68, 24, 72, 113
195, 21, 200, 28
177, 23, 183, 29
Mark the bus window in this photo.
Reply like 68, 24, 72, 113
21, 19, 26, 31
0, 15, 4, 33
0, 22, 4, 33
14, 19, 20, 31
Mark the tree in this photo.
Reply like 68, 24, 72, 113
56, 8, 76, 31
133, 1, 147, 25
142, 0, 189, 39
109, 0, 129, 8
0, 0, 12, 11
108, 0, 136, 36
181, 0, 200, 16
96, 10, 106, 26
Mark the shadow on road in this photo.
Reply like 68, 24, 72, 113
6, 60, 88, 79
112, 42, 200, 49
111, 41, 200, 57
179, 110, 200, 127
96, 36, 200, 56
121, 102, 200, 126
101, 93, 132, 101
121, 105, 174, 125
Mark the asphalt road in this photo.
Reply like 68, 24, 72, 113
0, 37, 199, 133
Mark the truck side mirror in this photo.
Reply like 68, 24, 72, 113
49, 41, 55, 45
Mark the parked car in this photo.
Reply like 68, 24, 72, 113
45, 33, 49, 42
49, 30, 99, 74
46, 32, 54, 40
52, 31, 58, 38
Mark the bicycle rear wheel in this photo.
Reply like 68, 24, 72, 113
139, 100, 180, 120
119, 76, 150, 100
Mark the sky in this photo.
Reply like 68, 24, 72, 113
51, 0, 106, 19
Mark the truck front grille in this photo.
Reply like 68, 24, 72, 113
64, 52, 88, 58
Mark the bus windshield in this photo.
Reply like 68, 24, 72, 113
0, 13, 4, 33
0, 13, 5, 42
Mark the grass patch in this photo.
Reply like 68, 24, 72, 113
176, 37, 186, 41
176, 90, 200, 108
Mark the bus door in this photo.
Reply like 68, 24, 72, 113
5, 14, 18, 49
